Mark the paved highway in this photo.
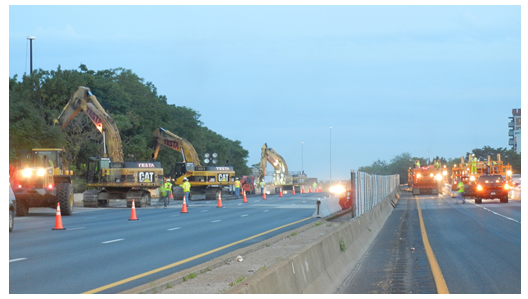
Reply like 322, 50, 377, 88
336, 190, 521, 294
9, 192, 320, 294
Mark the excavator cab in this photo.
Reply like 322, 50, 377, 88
86, 157, 112, 184
172, 162, 195, 180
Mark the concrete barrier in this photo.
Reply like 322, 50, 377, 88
227, 188, 399, 294
312, 196, 343, 218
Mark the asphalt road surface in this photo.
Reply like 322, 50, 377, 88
9, 192, 320, 294
336, 190, 521, 294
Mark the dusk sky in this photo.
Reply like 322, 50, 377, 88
8, 3, 522, 181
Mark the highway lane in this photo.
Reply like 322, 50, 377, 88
9, 192, 322, 294
337, 190, 521, 294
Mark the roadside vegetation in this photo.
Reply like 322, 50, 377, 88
9, 65, 251, 192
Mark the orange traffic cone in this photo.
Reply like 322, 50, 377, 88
292, 187, 296, 195
243, 190, 247, 203
181, 195, 188, 213
263, 192, 267, 200
302, 186, 305, 193
309, 187, 312, 193
52, 202, 65, 230
217, 192, 223, 208
279, 187, 283, 197
129, 199, 139, 221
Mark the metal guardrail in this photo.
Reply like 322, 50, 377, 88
351, 170, 400, 218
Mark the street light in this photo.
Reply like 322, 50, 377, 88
301, 142, 304, 175
27, 36, 36, 74
330, 125, 332, 183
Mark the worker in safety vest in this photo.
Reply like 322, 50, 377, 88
471, 156, 477, 174
313, 181, 318, 191
455, 180, 465, 204
234, 178, 241, 198
259, 179, 265, 194
435, 160, 441, 171
181, 177, 191, 204
415, 160, 420, 168
160, 179, 168, 208
164, 179, 172, 204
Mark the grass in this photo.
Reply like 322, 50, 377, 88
183, 272, 197, 281
229, 276, 248, 286
200, 267, 211, 274
339, 237, 347, 252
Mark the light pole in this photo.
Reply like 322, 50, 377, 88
330, 125, 332, 183
27, 36, 36, 74
301, 141, 304, 175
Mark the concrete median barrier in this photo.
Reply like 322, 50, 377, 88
227, 188, 399, 294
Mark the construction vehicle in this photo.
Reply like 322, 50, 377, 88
240, 176, 256, 195
451, 154, 513, 198
408, 165, 443, 195
152, 127, 235, 201
256, 143, 292, 194
256, 143, 316, 194
55, 86, 163, 207
12, 148, 75, 216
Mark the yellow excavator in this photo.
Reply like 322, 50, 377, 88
257, 143, 315, 194
55, 86, 163, 207
152, 127, 235, 201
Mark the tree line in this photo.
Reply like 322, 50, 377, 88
358, 147, 521, 184
9, 65, 251, 190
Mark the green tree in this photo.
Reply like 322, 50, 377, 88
9, 65, 252, 186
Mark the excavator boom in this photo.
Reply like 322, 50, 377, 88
55, 86, 124, 163
257, 143, 290, 185
152, 127, 201, 166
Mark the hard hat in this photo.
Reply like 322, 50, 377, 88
183, 177, 188, 181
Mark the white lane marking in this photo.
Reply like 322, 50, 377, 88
211, 220, 221, 223
240, 214, 248, 217
102, 239, 124, 244
9, 258, 27, 263
167, 227, 181, 231
201, 210, 208, 212
67, 227, 86, 231
472, 203, 521, 224
263, 210, 269, 213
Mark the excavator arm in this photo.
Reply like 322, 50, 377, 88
152, 127, 201, 166
55, 86, 124, 163
257, 143, 289, 184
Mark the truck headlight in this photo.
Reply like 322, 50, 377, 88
22, 168, 32, 177
37, 169, 46, 176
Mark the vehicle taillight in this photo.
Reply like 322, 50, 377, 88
504, 183, 510, 190
47, 184, 54, 189
477, 184, 483, 191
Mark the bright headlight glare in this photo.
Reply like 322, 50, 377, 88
22, 168, 32, 177
470, 176, 475, 181
436, 174, 442, 181
329, 185, 346, 194
37, 169, 46, 176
